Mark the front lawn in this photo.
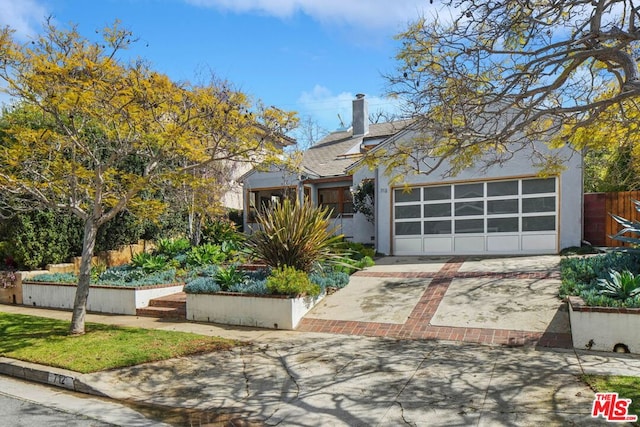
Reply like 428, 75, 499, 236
582, 374, 640, 421
0, 312, 242, 373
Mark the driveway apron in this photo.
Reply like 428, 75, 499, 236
298, 255, 572, 348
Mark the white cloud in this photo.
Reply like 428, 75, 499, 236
186, 0, 430, 30
296, 85, 402, 133
0, 0, 47, 39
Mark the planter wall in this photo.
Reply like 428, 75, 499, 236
22, 282, 184, 315
568, 296, 640, 354
187, 292, 324, 329
0, 270, 51, 305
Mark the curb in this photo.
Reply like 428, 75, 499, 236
0, 357, 107, 397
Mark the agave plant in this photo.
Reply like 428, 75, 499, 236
247, 198, 345, 273
597, 269, 640, 300
610, 198, 640, 248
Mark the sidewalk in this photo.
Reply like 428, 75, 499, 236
1, 304, 640, 426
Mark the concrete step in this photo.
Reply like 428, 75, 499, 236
136, 305, 186, 319
147, 292, 186, 309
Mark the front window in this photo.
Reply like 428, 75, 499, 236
318, 187, 354, 218
248, 188, 296, 221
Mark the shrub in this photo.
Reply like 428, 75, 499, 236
560, 252, 640, 308
0, 270, 17, 288
186, 244, 226, 266
154, 238, 191, 258
30, 268, 177, 287
266, 266, 321, 297
98, 265, 146, 283
309, 269, 350, 290
228, 278, 269, 295
131, 252, 170, 273
214, 265, 247, 291
94, 211, 146, 253
29, 272, 78, 283
4, 210, 83, 270
201, 217, 243, 245
247, 198, 345, 273
184, 277, 221, 294
597, 270, 640, 300
338, 241, 376, 260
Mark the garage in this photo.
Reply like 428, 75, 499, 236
393, 177, 558, 255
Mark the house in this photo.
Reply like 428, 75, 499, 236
220, 126, 296, 210
241, 94, 583, 256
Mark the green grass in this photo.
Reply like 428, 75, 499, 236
582, 374, 640, 422
0, 312, 243, 373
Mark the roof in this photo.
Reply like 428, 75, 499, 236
301, 119, 413, 178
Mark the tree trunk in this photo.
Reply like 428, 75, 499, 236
69, 218, 98, 335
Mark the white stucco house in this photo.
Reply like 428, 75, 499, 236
240, 94, 583, 256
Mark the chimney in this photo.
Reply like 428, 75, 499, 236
352, 93, 369, 136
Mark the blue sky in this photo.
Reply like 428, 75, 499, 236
0, 0, 437, 136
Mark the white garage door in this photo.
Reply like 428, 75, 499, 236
393, 177, 558, 255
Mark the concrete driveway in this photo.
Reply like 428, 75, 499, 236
300, 255, 570, 348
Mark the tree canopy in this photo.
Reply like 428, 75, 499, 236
0, 20, 297, 333
380, 0, 640, 179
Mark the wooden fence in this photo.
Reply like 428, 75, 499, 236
584, 191, 640, 247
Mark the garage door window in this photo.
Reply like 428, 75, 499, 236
393, 177, 557, 237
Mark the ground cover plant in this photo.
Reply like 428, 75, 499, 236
582, 375, 640, 421
559, 252, 640, 308
0, 312, 241, 373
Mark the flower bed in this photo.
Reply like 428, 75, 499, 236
184, 266, 350, 329
560, 252, 640, 353
186, 291, 324, 329
21, 281, 184, 315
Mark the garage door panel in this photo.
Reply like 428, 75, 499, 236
423, 237, 452, 253
522, 235, 556, 251
487, 235, 520, 252
395, 238, 423, 254
454, 236, 485, 252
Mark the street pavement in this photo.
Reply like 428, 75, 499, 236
1, 255, 640, 426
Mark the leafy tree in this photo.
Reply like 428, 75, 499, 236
0, 20, 296, 334
380, 0, 640, 179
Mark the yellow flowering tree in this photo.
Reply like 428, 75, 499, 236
0, 21, 296, 334
379, 0, 640, 179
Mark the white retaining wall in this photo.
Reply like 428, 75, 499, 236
22, 282, 184, 315
568, 296, 640, 354
186, 292, 324, 329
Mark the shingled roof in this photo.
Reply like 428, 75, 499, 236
301, 120, 412, 178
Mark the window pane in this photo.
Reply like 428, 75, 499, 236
522, 197, 555, 213
424, 186, 451, 201
522, 178, 555, 194
395, 205, 421, 219
522, 216, 556, 231
455, 219, 484, 233
455, 201, 484, 216
395, 222, 421, 235
487, 199, 518, 215
455, 183, 483, 198
487, 180, 518, 196
395, 188, 420, 202
318, 189, 338, 204
424, 203, 451, 217
487, 217, 519, 233
424, 220, 451, 234
343, 202, 354, 214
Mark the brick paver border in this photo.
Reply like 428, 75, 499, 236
297, 258, 572, 349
